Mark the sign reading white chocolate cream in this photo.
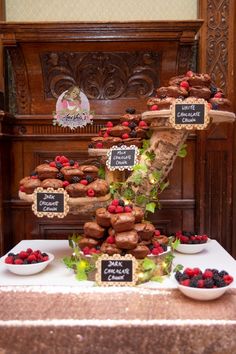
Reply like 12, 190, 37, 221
32, 187, 69, 218
106, 145, 139, 171
96, 254, 137, 286
170, 98, 210, 130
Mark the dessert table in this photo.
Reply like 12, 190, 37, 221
0, 239, 236, 354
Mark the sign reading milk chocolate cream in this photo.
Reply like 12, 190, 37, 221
32, 187, 69, 218
106, 145, 139, 171
96, 254, 137, 286
170, 98, 210, 130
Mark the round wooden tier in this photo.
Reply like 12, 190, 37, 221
18, 191, 111, 215
142, 109, 236, 127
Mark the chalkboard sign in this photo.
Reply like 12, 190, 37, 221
170, 98, 210, 130
32, 187, 69, 218
106, 145, 139, 171
96, 254, 137, 286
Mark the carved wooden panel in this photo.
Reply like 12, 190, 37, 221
41, 51, 160, 100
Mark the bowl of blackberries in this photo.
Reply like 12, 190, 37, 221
175, 267, 234, 300
1, 248, 54, 275
174, 231, 210, 254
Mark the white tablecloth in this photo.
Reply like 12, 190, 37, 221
0, 239, 235, 288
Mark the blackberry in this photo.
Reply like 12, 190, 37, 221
192, 239, 199, 244
118, 200, 125, 207
214, 278, 226, 288
175, 271, 182, 281
56, 162, 63, 169
88, 143, 94, 148
182, 231, 191, 237
8, 252, 15, 257
23, 260, 29, 264
192, 275, 202, 281
212, 103, 219, 110
31, 260, 37, 264
57, 172, 64, 180
161, 244, 167, 252
179, 273, 190, 281
129, 130, 137, 138
129, 121, 137, 129
178, 96, 185, 100
125, 107, 136, 114
160, 94, 167, 99
69, 160, 75, 166
149, 244, 154, 251
210, 84, 218, 96
71, 176, 80, 183
219, 270, 229, 277
211, 269, 219, 276
190, 278, 199, 288
95, 245, 101, 250
30, 171, 38, 177
86, 175, 94, 183
204, 278, 214, 288
42, 252, 48, 257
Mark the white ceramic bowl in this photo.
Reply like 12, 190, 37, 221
175, 239, 210, 254
177, 282, 232, 301
1, 252, 54, 275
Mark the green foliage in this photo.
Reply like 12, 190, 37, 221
136, 195, 148, 206
145, 202, 156, 213
178, 144, 187, 158
98, 165, 106, 179
139, 139, 150, 154
144, 150, 156, 161
122, 187, 135, 200
173, 264, 184, 273
142, 258, 156, 272
130, 172, 143, 185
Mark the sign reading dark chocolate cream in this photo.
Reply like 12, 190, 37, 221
96, 254, 137, 286
32, 187, 69, 218
170, 99, 210, 130
106, 145, 139, 171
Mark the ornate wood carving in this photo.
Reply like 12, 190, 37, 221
41, 51, 160, 100
7, 47, 30, 114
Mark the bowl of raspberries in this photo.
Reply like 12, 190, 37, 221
2, 248, 54, 275
175, 267, 234, 300
174, 231, 210, 254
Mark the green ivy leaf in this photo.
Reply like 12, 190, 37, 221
151, 170, 162, 182
142, 258, 156, 271
173, 264, 184, 273
151, 275, 165, 283
133, 163, 148, 173
159, 180, 169, 192
130, 172, 143, 185
98, 165, 105, 179
178, 144, 187, 158
76, 270, 88, 281
139, 139, 150, 154
122, 187, 135, 200
145, 151, 156, 161
136, 195, 148, 206
63, 256, 76, 269
171, 238, 180, 250
145, 202, 156, 213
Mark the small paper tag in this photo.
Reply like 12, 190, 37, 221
32, 187, 69, 218
106, 145, 139, 171
169, 98, 210, 130
96, 254, 137, 286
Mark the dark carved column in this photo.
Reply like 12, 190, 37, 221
198, 0, 236, 257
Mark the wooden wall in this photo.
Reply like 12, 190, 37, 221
0, 14, 235, 258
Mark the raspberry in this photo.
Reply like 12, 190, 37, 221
122, 121, 129, 127
208, 103, 212, 110
115, 205, 124, 213
30, 175, 38, 180
49, 161, 56, 167
107, 236, 115, 244
63, 162, 70, 167
111, 199, 119, 206
223, 275, 234, 285
98, 131, 103, 137
180, 235, 189, 244
26, 248, 33, 254
180, 81, 189, 90
107, 205, 116, 213
18, 251, 29, 260
154, 229, 161, 236
14, 259, 24, 265
89, 248, 97, 254
80, 179, 88, 186
103, 132, 109, 138
150, 104, 159, 111
180, 279, 190, 286
83, 247, 90, 255
42, 256, 49, 261
152, 248, 160, 255
214, 92, 222, 98
197, 279, 204, 288
139, 121, 148, 128
63, 181, 70, 187
122, 133, 129, 139
193, 268, 201, 276
5, 256, 14, 264
203, 270, 213, 279
106, 121, 113, 128
184, 268, 195, 278
124, 206, 132, 213
19, 186, 25, 192
186, 70, 193, 77
27, 254, 37, 263
87, 188, 95, 197
95, 142, 103, 149
55, 156, 61, 162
